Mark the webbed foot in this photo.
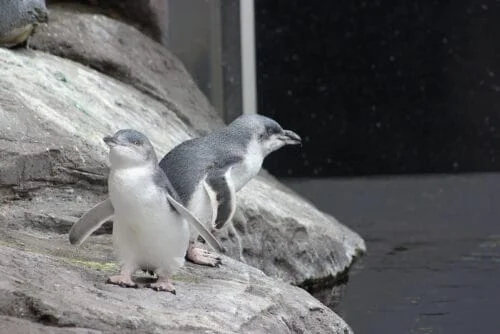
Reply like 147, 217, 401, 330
186, 246, 222, 267
146, 277, 176, 294
106, 274, 138, 288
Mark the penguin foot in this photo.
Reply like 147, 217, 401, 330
106, 275, 138, 288
146, 278, 176, 294
186, 247, 222, 267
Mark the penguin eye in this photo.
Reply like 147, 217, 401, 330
267, 126, 280, 136
132, 140, 141, 146
260, 127, 278, 140
260, 129, 271, 139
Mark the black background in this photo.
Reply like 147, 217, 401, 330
256, 0, 500, 177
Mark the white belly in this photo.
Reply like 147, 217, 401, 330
109, 167, 189, 274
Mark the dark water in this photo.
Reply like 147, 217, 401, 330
285, 173, 500, 334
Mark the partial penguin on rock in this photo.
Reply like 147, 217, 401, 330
0, 0, 49, 48
160, 114, 302, 267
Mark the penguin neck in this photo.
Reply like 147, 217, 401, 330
230, 137, 264, 191
109, 155, 157, 171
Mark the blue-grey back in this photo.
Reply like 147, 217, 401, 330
159, 127, 251, 205
159, 114, 281, 204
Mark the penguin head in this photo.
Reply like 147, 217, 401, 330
103, 129, 157, 168
229, 114, 302, 156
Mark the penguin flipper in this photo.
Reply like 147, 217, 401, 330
69, 198, 114, 246
204, 165, 237, 230
153, 168, 223, 252
165, 193, 223, 252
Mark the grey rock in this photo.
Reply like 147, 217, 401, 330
0, 316, 101, 334
30, 5, 223, 135
46, 0, 167, 43
216, 176, 365, 286
0, 227, 353, 333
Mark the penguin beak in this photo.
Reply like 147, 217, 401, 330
281, 130, 302, 145
103, 135, 118, 147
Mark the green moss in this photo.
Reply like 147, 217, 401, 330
0, 240, 116, 272
74, 102, 90, 116
171, 273, 201, 284
0, 241, 202, 282
65, 259, 202, 282
0, 240, 15, 247
67, 259, 117, 272
0, 239, 37, 253
53, 71, 68, 83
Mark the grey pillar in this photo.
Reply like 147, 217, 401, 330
165, 0, 256, 123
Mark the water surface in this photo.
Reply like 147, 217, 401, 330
285, 173, 500, 334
